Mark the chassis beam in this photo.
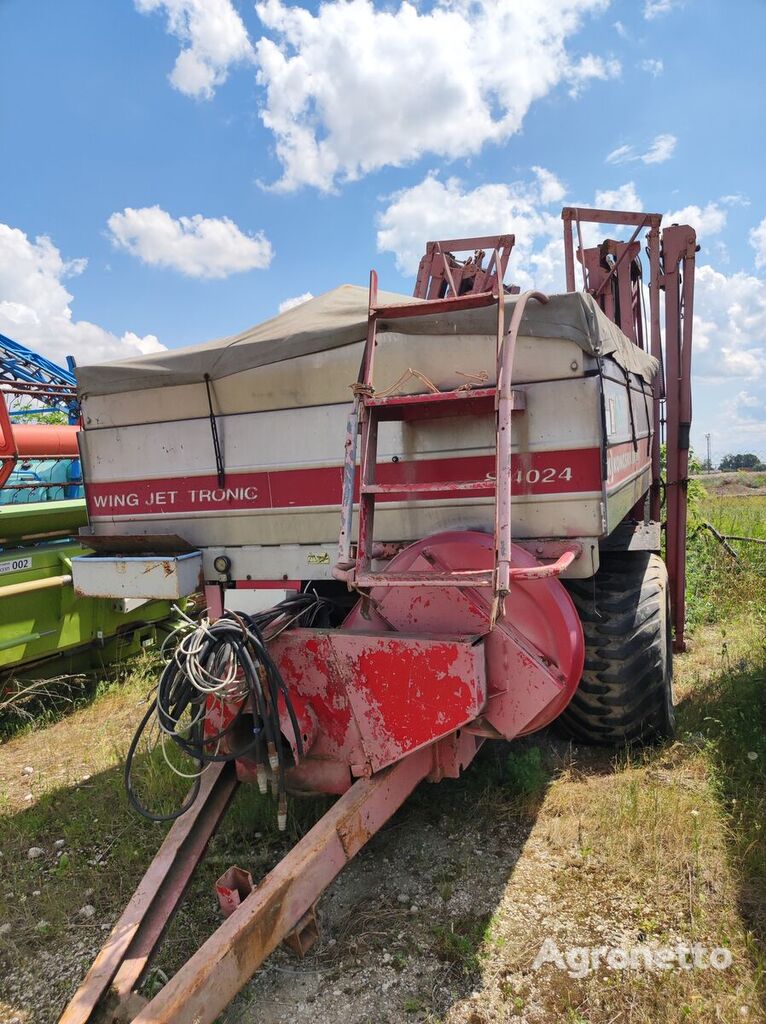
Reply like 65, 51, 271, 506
61, 747, 432, 1023
59, 762, 238, 1024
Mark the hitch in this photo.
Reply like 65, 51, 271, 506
60, 748, 432, 1023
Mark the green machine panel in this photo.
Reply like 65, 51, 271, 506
0, 501, 182, 677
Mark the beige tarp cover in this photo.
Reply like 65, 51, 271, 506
76, 285, 658, 397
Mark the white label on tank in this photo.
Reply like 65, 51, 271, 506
0, 556, 32, 574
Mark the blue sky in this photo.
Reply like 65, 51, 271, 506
1, 0, 765, 462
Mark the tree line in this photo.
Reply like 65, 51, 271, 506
716, 453, 766, 471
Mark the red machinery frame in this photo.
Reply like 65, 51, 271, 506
0, 391, 80, 489
334, 255, 579, 624
414, 234, 515, 299
562, 207, 697, 650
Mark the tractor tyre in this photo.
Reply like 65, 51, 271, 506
560, 552, 675, 746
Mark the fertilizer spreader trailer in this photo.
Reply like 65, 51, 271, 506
61, 206, 697, 1024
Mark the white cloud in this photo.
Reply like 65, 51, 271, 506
376, 169, 564, 282
533, 166, 567, 205
749, 217, 766, 269
136, 0, 254, 99
107, 206, 273, 279
278, 291, 313, 313
665, 201, 726, 238
642, 133, 677, 164
605, 144, 634, 165
733, 390, 761, 409
594, 182, 643, 210
643, 0, 682, 18
693, 264, 766, 381
0, 223, 164, 368
703, 387, 766, 460
120, 331, 166, 355
566, 54, 621, 97
639, 57, 664, 76
253, 0, 620, 192
606, 133, 677, 165
720, 194, 750, 208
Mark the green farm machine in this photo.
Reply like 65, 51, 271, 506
0, 333, 182, 700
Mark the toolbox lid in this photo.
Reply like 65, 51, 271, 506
76, 286, 658, 397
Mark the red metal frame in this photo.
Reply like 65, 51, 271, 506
61, 750, 435, 1024
659, 224, 697, 649
0, 394, 80, 487
342, 531, 584, 739
562, 207, 696, 650
334, 261, 554, 616
414, 235, 515, 299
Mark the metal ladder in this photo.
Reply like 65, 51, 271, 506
334, 243, 569, 613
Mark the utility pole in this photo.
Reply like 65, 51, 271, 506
705, 432, 712, 473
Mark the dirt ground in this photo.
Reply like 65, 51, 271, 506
1, 619, 764, 1024
692, 471, 766, 497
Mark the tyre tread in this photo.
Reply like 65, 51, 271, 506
560, 552, 674, 745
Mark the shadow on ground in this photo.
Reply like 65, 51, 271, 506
221, 734, 608, 1024
3, 650, 764, 1024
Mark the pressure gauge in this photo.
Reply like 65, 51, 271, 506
213, 555, 231, 575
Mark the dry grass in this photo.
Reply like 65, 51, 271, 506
440, 615, 766, 1024
0, 654, 323, 1022
0, 541, 764, 1022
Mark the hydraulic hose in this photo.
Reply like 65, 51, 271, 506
124, 594, 336, 828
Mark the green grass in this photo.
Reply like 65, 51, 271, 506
702, 494, 766, 538
678, 640, 766, 952
504, 746, 550, 799
686, 493, 765, 629
431, 912, 492, 978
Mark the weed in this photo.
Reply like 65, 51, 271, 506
431, 913, 491, 978
504, 746, 549, 797
680, 656, 766, 943
686, 494, 766, 629
404, 996, 425, 1013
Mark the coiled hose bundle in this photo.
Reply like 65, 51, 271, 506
125, 594, 336, 828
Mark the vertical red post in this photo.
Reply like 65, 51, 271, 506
562, 210, 576, 292
661, 225, 697, 651
647, 226, 663, 523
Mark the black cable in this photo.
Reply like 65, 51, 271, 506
124, 595, 338, 824
203, 373, 226, 488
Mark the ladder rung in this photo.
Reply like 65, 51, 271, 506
364, 387, 508, 422
372, 291, 497, 320
355, 570, 494, 588
362, 480, 494, 496
364, 385, 497, 405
